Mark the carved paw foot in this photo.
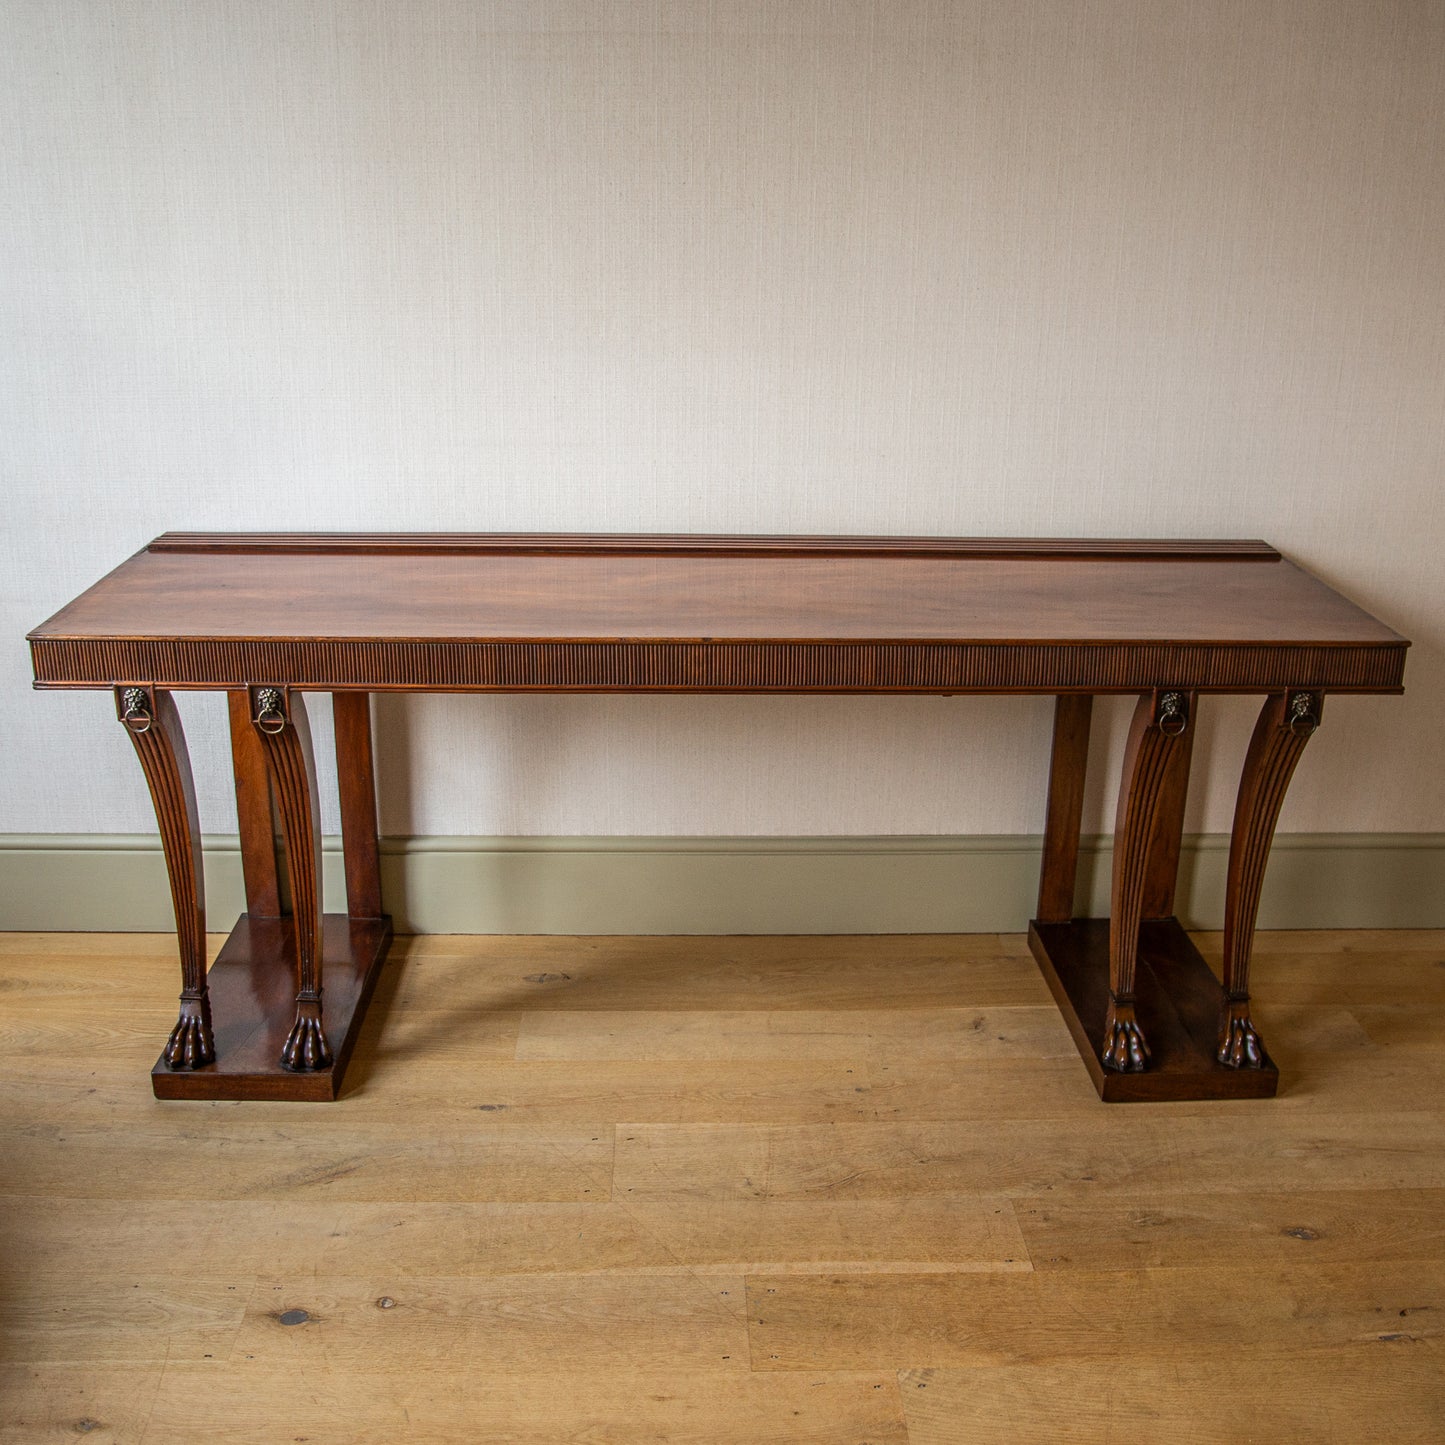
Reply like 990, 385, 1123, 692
163, 1001, 215, 1069
1101, 1005, 1151, 1073
1217, 1012, 1267, 1069
281, 1013, 333, 1072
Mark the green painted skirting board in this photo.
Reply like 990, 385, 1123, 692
1, 833, 1442, 934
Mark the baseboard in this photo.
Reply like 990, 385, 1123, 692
2, 832, 1442, 934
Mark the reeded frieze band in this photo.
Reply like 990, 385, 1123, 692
34, 636, 1407, 693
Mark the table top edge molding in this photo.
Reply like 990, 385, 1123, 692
146, 531, 1285, 560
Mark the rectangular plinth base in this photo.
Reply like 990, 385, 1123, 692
1029, 917, 1278, 1103
152, 913, 392, 1101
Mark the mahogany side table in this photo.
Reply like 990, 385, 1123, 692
27, 534, 1409, 1102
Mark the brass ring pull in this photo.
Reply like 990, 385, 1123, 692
1287, 692, 1319, 737
1156, 691, 1189, 737
121, 687, 152, 735
254, 687, 287, 735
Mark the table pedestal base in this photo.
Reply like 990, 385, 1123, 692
1030, 917, 1278, 1103
151, 914, 392, 1102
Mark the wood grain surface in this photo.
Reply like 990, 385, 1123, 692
28, 534, 1408, 693
32, 543, 1400, 645
2, 927, 1442, 1442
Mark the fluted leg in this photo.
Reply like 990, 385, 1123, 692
1218, 691, 1322, 1067
228, 689, 282, 917
1104, 690, 1193, 1071
117, 686, 214, 1068
1140, 695, 1197, 921
250, 686, 331, 1071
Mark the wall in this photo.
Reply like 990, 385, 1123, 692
3, 3, 1443, 890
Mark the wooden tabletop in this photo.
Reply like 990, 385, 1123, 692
29, 534, 1408, 694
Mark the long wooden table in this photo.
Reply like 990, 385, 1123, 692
27, 533, 1408, 1102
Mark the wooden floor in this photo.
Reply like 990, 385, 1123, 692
2, 929, 1443, 1443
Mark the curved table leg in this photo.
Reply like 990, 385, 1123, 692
1104, 689, 1193, 1072
1219, 690, 1322, 1067
249, 686, 332, 1072
227, 689, 282, 917
117, 686, 214, 1069
1140, 695, 1197, 922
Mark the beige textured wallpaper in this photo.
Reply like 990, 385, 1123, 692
3, 0, 1442, 838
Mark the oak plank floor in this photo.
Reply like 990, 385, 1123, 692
1, 929, 1442, 1443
